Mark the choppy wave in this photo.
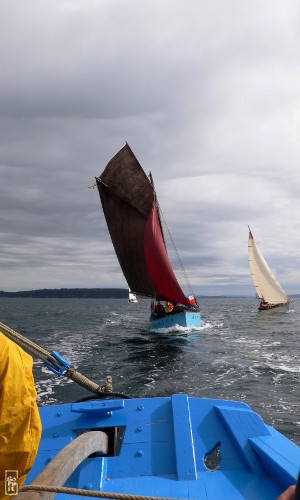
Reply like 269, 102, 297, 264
0, 296, 299, 445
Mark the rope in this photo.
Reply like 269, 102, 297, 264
0, 321, 105, 395
156, 203, 196, 301
20, 485, 179, 499
101, 375, 113, 392
0, 320, 50, 360
65, 369, 102, 394
75, 392, 132, 402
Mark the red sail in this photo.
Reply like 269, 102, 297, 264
144, 203, 189, 305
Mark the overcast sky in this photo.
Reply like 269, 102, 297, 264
1, 0, 300, 296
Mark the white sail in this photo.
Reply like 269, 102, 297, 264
248, 229, 289, 305
128, 289, 138, 303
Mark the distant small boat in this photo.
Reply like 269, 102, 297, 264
248, 228, 290, 311
128, 288, 138, 303
95, 144, 201, 330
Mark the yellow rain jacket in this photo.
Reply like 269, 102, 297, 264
0, 332, 42, 498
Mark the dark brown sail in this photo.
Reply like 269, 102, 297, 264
96, 144, 189, 305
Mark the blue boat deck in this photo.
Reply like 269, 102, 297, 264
25, 394, 300, 499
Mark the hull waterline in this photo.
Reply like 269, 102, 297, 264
258, 302, 290, 312
150, 310, 201, 329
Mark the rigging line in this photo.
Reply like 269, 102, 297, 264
95, 176, 108, 188
96, 177, 149, 220
20, 484, 177, 499
156, 202, 195, 299
0, 321, 106, 395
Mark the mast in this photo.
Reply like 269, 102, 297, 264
149, 171, 197, 305
148, 171, 166, 247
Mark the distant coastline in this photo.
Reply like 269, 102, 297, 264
0, 288, 243, 299
0, 288, 298, 299
0, 288, 129, 299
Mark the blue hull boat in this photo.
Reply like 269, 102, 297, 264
23, 394, 300, 499
150, 310, 201, 330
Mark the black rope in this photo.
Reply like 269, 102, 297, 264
75, 392, 132, 403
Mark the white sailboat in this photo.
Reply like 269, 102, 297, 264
128, 288, 138, 303
248, 228, 290, 311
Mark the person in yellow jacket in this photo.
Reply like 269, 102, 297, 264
0, 332, 42, 499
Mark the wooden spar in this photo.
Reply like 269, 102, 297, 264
19, 431, 108, 499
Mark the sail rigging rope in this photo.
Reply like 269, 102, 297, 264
0, 321, 129, 397
156, 203, 196, 301
20, 484, 179, 499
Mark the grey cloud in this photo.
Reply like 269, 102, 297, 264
1, 0, 300, 294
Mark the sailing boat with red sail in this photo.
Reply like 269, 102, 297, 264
96, 144, 201, 329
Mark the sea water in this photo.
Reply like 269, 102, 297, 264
0, 296, 299, 445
